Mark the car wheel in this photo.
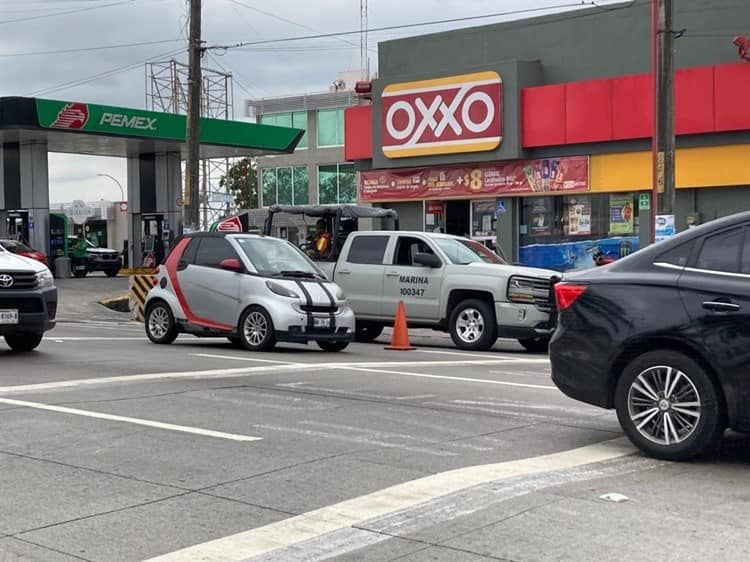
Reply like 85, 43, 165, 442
105, 269, 119, 278
73, 270, 87, 278
317, 341, 349, 352
239, 306, 276, 351
4, 334, 43, 352
518, 336, 550, 353
145, 301, 178, 344
615, 350, 725, 461
355, 321, 384, 343
449, 299, 497, 351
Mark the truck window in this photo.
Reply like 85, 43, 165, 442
346, 235, 389, 265
434, 237, 506, 265
393, 236, 434, 266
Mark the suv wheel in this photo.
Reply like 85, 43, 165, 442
355, 322, 384, 343
449, 299, 497, 351
615, 350, 724, 461
105, 269, 119, 278
4, 334, 43, 352
317, 341, 349, 352
239, 306, 276, 351
145, 302, 178, 344
518, 336, 550, 353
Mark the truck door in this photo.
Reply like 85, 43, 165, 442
335, 234, 390, 318
383, 235, 444, 321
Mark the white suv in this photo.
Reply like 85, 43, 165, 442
144, 233, 355, 352
0, 243, 57, 352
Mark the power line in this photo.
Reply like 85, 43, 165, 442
28, 47, 185, 97
0, 38, 183, 58
0, 0, 149, 25
206, 2, 616, 52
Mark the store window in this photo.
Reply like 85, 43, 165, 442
261, 166, 309, 206
519, 193, 640, 272
318, 163, 357, 204
317, 108, 345, 147
260, 111, 308, 148
471, 200, 497, 239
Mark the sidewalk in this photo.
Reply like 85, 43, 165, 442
55, 275, 132, 323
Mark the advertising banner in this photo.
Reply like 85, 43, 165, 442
360, 156, 589, 202
655, 214, 676, 242
609, 195, 635, 234
567, 196, 592, 236
382, 71, 502, 159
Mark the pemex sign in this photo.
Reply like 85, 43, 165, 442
381, 71, 502, 159
37, 99, 183, 139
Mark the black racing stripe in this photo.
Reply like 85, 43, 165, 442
317, 282, 337, 330
295, 280, 314, 330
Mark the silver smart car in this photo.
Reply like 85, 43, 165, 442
144, 232, 355, 351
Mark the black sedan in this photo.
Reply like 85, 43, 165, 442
550, 211, 750, 460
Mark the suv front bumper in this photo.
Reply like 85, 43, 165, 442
0, 287, 57, 336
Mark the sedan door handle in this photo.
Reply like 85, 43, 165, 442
702, 301, 741, 312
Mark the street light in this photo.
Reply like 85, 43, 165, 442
96, 173, 125, 201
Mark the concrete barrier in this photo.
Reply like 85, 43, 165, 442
129, 273, 158, 322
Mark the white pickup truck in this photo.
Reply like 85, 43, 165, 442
317, 231, 557, 352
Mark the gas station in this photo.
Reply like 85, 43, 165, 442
0, 96, 303, 271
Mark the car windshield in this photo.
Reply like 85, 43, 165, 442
235, 237, 323, 278
434, 238, 506, 265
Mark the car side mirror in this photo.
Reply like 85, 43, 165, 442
219, 258, 243, 273
414, 252, 441, 268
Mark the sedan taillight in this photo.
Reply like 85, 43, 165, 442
554, 283, 587, 311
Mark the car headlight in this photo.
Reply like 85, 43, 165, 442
36, 269, 55, 288
507, 276, 536, 304
266, 280, 299, 299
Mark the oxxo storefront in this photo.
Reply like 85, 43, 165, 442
344, 0, 750, 270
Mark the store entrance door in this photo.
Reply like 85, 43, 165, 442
445, 200, 470, 237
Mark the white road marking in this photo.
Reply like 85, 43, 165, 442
47, 337, 145, 341
413, 349, 515, 360
0, 359, 553, 396
144, 438, 635, 562
338, 366, 557, 390
192, 353, 300, 365
0, 397, 262, 442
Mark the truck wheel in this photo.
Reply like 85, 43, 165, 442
4, 334, 43, 352
317, 341, 349, 352
615, 350, 724, 461
449, 299, 497, 351
239, 306, 276, 351
355, 322, 384, 343
145, 301, 178, 344
518, 336, 550, 353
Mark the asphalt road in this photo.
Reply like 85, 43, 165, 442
0, 277, 747, 561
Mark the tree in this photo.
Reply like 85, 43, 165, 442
219, 158, 258, 210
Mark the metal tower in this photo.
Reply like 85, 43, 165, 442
146, 60, 236, 230
360, 0, 368, 80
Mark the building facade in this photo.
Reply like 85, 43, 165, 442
344, 0, 750, 270
246, 90, 362, 241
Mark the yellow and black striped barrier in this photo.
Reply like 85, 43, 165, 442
129, 272, 158, 322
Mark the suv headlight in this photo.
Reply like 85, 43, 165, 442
266, 280, 299, 299
507, 276, 536, 304
36, 269, 55, 288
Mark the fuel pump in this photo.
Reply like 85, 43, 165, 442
6, 210, 30, 243
141, 213, 164, 268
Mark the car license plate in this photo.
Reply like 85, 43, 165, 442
313, 317, 331, 329
0, 310, 19, 325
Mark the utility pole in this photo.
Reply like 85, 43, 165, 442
652, 0, 675, 239
185, 0, 202, 231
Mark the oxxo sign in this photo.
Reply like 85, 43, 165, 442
381, 71, 502, 159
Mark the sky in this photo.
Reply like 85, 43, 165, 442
0, 0, 624, 203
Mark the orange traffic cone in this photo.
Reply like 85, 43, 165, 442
386, 300, 415, 351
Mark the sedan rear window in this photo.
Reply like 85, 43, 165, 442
656, 240, 694, 267
696, 228, 743, 273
